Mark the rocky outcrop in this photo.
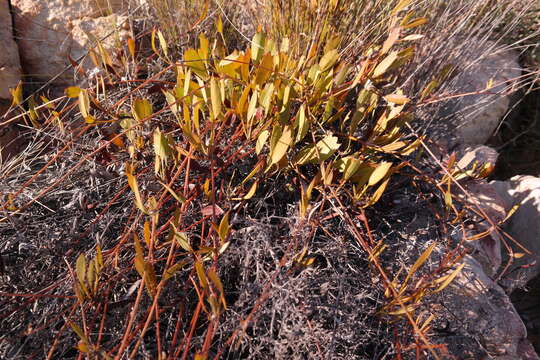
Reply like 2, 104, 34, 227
10, 0, 130, 86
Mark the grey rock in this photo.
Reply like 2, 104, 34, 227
491, 175, 540, 291
436, 255, 538, 360
0, 0, 22, 99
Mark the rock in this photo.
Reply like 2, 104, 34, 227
11, 0, 130, 86
434, 255, 539, 360
491, 175, 540, 291
445, 146, 506, 276
434, 41, 521, 148
0, 0, 22, 99
456, 145, 499, 171
456, 180, 508, 276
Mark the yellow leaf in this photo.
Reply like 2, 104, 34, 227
126, 163, 147, 213
69, 322, 89, 343
381, 27, 400, 55
159, 181, 186, 204
184, 48, 208, 79
384, 93, 410, 105
401, 34, 425, 41
163, 259, 191, 281
255, 53, 274, 85
132, 98, 153, 122
157, 30, 169, 59
295, 105, 308, 144
270, 125, 293, 165
434, 262, 465, 293
216, 15, 223, 34
10, 81, 23, 106
368, 162, 392, 186
195, 261, 207, 289
218, 212, 230, 243
207, 268, 227, 308
251, 32, 265, 63
173, 228, 192, 252
366, 176, 391, 206
338, 156, 363, 181
295, 135, 341, 165
256, 130, 270, 155
76, 254, 86, 285
127, 37, 136, 58
77, 340, 89, 353
210, 77, 222, 121
259, 82, 274, 115
78, 89, 90, 118
373, 51, 398, 78
65, 86, 81, 98
243, 181, 258, 200
392, 0, 411, 15
402, 17, 428, 29
319, 49, 339, 71
401, 243, 436, 291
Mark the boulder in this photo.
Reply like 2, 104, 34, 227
433, 41, 521, 149
0, 0, 22, 161
434, 255, 539, 360
0, 0, 22, 99
11, 0, 130, 86
491, 175, 540, 290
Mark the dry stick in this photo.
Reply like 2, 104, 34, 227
45, 302, 79, 360
124, 157, 195, 357
114, 274, 146, 359
181, 279, 205, 360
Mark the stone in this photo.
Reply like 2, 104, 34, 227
11, 0, 130, 86
433, 41, 521, 148
491, 175, 540, 291
434, 255, 539, 360
0, 0, 22, 99
456, 180, 508, 276
456, 145, 499, 171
